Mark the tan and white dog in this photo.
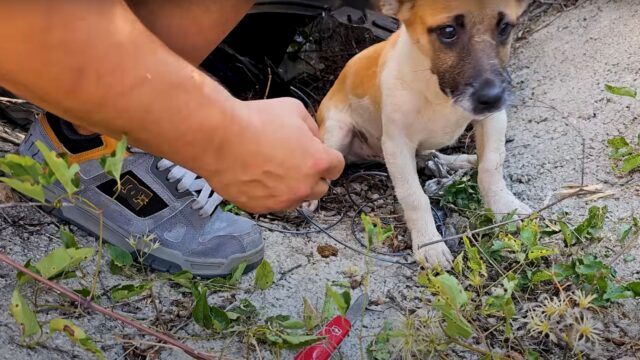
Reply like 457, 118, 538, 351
311, 0, 532, 268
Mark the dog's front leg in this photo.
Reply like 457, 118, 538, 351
382, 132, 453, 268
475, 111, 532, 218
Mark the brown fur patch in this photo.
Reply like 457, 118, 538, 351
401, 0, 527, 97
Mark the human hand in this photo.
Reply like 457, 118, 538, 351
205, 97, 345, 213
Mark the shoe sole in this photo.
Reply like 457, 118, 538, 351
42, 193, 264, 278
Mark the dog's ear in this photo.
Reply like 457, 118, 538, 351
379, 0, 415, 20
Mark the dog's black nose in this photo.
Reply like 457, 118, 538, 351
472, 78, 505, 114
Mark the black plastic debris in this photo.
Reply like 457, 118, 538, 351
202, 0, 399, 110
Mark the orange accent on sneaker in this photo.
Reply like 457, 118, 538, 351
39, 113, 125, 164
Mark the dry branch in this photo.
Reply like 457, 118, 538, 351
0, 252, 218, 360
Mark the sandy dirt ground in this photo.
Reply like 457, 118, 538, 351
0, 1, 639, 359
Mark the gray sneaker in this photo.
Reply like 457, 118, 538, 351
18, 113, 264, 277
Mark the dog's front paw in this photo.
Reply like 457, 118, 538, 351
486, 194, 532, 218
299, 200, 319, 214
413, 239, 453, 269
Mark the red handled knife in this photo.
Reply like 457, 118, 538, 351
294, 293, 368, 360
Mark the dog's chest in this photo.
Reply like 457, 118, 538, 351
412, 105, 472, 151
382, 89, 473, 151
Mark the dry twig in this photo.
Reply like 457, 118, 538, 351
0, 252, 217, 360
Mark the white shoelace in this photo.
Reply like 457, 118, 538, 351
156, 158, 223, 217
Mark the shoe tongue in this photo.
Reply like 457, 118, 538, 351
46, 113, 103, 154
59, 117, 100, 141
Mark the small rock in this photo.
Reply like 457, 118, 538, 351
317, 244, 339, 258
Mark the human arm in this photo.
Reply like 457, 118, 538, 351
0, 1, 344, 212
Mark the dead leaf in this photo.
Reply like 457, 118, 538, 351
350, 277, 362, 289
584, 191, 616, 202
0, 183, 16, 203
505, 352, 525, 360
371, 296, 386, 306
317, 244, 339, 258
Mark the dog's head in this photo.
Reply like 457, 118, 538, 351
381, 0, 529, 117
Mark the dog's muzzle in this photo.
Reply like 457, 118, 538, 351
470, 78, 506, 115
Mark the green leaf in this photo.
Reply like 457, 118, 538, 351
608, 136, 631, 150
463, 237, 486, 278
66, 247, 95, 269
73, 288, 92, 298
49, 318, 104, 359
221, 202, 244, 215
376, 222, 395, 244
111, 283, 152, 302
529, 269, 553, 283
0, 153, 48, 183
452, 253, 464, 275
367, 320, 394, 360
485, 278, 517, 321
59, 226, 78, 249
209, 305, 231, 331
9, 288, 41, 338
618, 224, 633, 243
626, 281, 640, 296
434, 298, 473, 339
228, 262, 247, 286
0, 177, 45, 203
99, 135, 128, 188
302, 297, 320, 331
266, 314, 291, 324
605, 84, 637, 98
167, 270, 194, 290
604, 286, 634, 301
255, 259, 274, 290
433, 274, 468, 309
281, 334, 324, 348
35, 141, 80, 196
192, 286, 213, 330
361, 213, 374, 249
520, 219, 539, 248
416, 271, 429, 287
326, 285, 351, 316
229, 299, 258, 319
607, 137, 634, 159
35, 247, 72, 279
574, 206, 608, 242
265, 333, 284, 345
321, 285, 339, 322
527, 245, 559, 260
621, 153, 640, 173
106, 244, 133, 267
525, 350, 541, 360
441, 175, 482, 210
559, 221, 574, 246
280, 319, 306, 330
551, 262, 577, 281
16, 260, 38, 285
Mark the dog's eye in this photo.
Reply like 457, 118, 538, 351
437, 25, 457, 42
497, 21, 513, 40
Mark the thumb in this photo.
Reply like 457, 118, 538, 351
320, 147, 345, 181
301, 111, 321, 139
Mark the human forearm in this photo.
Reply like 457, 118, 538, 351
0, 1, 345, 213
0, 1, 242, 171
